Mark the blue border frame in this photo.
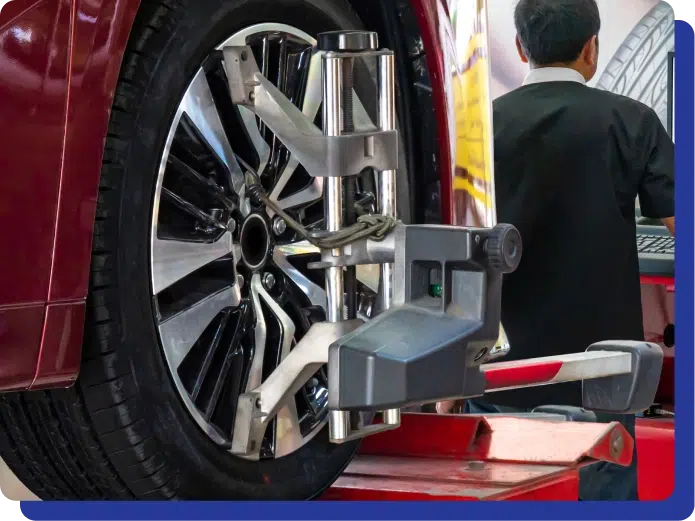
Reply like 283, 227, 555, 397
19, 19, 695, 521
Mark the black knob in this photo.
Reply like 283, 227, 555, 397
485, 224, 522, 273
317, 30, 378, 52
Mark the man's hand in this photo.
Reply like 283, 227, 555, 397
661, 216, 675, 236
436, 400, 464, 414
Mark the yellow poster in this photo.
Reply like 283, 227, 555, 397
450, 0, 496, 228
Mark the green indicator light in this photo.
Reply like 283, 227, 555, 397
430, 284, 442, 298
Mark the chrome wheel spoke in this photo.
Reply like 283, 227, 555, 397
181, 69, 245, 197
273, 242, 327, 312
167, 154, 236, 210
161, 187, 227, 231
151, 233, 235, 294
238, 106, 270, 175
202, 302, 253, 421
190, 309, 234, 402
158, 286, 241, 370
268, 36, 290, 171
268, 50, 324, 212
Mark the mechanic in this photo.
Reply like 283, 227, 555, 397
439, 0, 675, 501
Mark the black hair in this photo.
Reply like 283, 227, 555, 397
514, 0, 601, 66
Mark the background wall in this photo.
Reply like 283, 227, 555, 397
488, 0, 675, 129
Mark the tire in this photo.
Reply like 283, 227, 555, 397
595, 1, 674, 129
0, 0, 410, 500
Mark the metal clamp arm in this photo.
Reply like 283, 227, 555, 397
223, 46, 398, 178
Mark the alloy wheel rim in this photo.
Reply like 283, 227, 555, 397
149, 23, 376, 459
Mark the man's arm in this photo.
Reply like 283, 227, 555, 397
638, 108, 675, 235
662, 216, 675, 236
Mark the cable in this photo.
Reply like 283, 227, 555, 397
240, 157, 397, 249
247, 179, 397, 250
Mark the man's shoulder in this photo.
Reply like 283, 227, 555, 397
584, 87, 656, 116
493, 84, 657, 121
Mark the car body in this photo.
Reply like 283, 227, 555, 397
0, 0, 492, 391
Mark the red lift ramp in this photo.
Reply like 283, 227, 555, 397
323, 413, 633, 501
322, 342, 658, 500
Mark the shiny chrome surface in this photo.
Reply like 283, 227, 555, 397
376, 53, 402, 429
273, 242, 327, 311
180, 69, 246, 199
377, 53, 397, 312
159, 286, 242, 370
322, 55, 345, 324
151, 232, 235, 294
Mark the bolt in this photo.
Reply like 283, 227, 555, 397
272, 217, 287, 236
248, 91, 255, 103
255, 397, 262, 409
262, 272, 276, 290
236, 273, 245, 288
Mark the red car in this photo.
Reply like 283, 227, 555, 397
0, 0, 471, 500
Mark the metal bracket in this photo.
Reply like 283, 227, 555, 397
230, 320, 362, 458
223, 46, 399, 178
307, 230, 397, 270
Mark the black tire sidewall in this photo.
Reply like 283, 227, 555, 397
111, 0, 369, 500
595, 2, 674, 128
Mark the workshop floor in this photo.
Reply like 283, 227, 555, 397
0, 458, 37, 501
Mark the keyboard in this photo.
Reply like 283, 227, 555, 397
637, 229, 675, 277
637, 235, 675, 255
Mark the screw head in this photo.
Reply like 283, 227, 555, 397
236, 273, 245, 288
262, 272, 276, 290
272, 218, 287, 236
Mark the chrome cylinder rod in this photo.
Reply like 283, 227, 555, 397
377, 53, 397, 311
322, 54, 344, 324
377, 52, 401, 426
323, 53, 350, 442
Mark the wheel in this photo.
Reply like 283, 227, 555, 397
595, 1, 674, 129
0, 0, 410, 500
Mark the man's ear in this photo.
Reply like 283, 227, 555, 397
516, 35, 529, 64
583, 35, 599, 67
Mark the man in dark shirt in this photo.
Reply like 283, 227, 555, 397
458, 0, 675, 501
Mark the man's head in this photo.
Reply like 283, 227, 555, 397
514, 0, 601, 81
